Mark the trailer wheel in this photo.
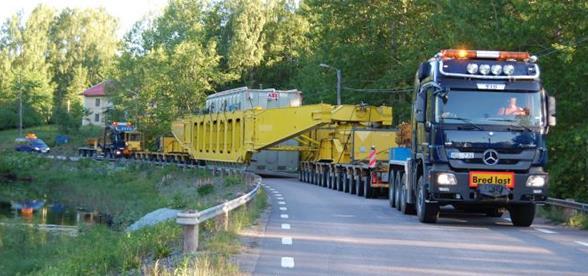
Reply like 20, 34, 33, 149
364, 175, 373, 199
509, 203, 535, 227
356, 173, 364, 196
343, 173, 346, 193
388, 172, 396, 208
416, 176, 439, 223
395, 173, 402, 211
400, 174, 416, 215
352, 173, 361, 195
328, 172, 333, 189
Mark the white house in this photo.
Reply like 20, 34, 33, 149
81, 81, 112, 126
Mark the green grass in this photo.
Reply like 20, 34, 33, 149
538, 205, 588, 230
0, 152, 259, 275
146, 189, 268, 276
0, 125, 102, 155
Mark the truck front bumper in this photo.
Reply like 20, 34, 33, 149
429, 167, 548, 205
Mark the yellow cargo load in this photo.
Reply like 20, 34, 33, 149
170, 104, 393, 164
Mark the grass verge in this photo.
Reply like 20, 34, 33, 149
0, 152, 256, 275
538, 205, 588, 230
145, 188, 268, 275
0, 125, 102, 155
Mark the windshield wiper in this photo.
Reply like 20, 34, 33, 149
443, 117, 483, 130
487, 118, 532, 132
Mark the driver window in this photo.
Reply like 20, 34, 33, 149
497, 96, 529, 116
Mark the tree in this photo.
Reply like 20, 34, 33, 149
49, 7, 119, 131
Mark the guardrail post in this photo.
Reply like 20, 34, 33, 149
176, 210, 200, 253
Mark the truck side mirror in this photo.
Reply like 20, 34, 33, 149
418, 62, 431, 81
548, 96, 556, 127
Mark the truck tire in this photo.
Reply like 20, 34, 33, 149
395, 173, 402, 211
364, 176, 373, 199
344, 173, 351, 193
353, 174, 360, 195
399, 174, 416, 215
357, 174, 364, 197
416, 176, 439, 223
388, 172, 396, 208
509, 203, 535, 227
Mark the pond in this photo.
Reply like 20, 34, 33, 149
0, 200, 112, 235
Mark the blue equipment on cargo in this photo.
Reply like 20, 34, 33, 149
389, 147, 411, 161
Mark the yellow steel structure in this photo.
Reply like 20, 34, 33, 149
300, 127, 397, 164
171, 104, 392, 164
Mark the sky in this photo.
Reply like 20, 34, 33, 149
0, 0, 169, 37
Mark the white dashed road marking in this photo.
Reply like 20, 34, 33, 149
282, 237, 293, 245
334, 214, 355, 218
281, 257, 295, 268
535, 228, 556, 234
277, 197, 284, 200
281, 214, 289, 219
275, 193, 282, 196
575, 241, 588, 247
278, 201, 286, 205
281, 223, 291, 229
280, 207, 287, 211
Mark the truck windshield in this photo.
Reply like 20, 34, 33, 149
436, 91, 544, 127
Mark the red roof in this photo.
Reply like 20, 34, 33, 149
82, 82, 107, 97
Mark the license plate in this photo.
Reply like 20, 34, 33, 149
469, 171, 514, 188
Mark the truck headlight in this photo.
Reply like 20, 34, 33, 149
34, 147, 40, 151
437, 173, 457, 185
526, 175, 546, 187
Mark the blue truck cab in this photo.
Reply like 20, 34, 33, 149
388, 49, 556, 226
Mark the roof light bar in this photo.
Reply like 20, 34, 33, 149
440, 49, 532, 61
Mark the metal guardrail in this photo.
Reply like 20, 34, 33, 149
547, 198, 588, 213
176, 172, 262, 252
198, 176, 261, 222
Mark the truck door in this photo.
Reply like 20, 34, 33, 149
413, 87, 429, 159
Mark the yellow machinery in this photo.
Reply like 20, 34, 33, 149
167, 103, 397, 198
170, 104, 393, 164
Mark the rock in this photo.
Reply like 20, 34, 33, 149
127, 208, 180, 232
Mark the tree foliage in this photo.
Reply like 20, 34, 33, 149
0, 6, 118, 132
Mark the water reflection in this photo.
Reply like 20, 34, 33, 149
0, 200, 111, 229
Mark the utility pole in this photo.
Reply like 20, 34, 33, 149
19, 88, 22, 137
319, 63, 342, 105
16, 72, 23, 138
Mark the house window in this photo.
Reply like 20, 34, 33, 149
95, 113, 100, 122
95, 98, 101, 107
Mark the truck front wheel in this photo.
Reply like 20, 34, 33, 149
509, 203, 536, 227
416, 176, 439, 223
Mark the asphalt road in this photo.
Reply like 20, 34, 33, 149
243, 177, 588, 276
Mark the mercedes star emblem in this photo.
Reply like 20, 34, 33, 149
483, 149, 499, 166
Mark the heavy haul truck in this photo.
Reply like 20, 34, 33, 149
387, 49, 556, 226
80, 49, 554, 227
